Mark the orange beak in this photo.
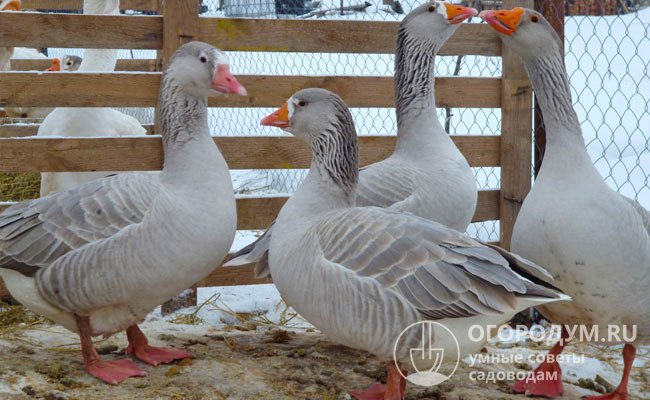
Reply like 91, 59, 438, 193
47, 58, 61, 71
479, 8, 524, 36
261, 102, 290, 128
444, 3, 478, 24
2, 0, 21, 11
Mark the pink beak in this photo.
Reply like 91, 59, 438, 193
211, 64, 247, 96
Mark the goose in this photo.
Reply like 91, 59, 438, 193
481, 8, 649, 400
0, 41, 247, 384
261, 88, 568, 400
37, 0, 148, 196
47, 55, 84, 72
226, 1, 479, 279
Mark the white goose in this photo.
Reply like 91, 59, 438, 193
37, 0, 147, 196
226, 1, 479, 277
0, 41, 246, 384
262, 88, 568, 400
46, 55, 84, 72
482, 8, 649, 400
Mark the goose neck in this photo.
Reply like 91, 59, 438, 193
524, 52, 583, 148
394, 29, 438, 131
158, 75, 213, 176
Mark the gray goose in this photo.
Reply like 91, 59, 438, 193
482, 8, 649, 400
226, 1, 478, 279
0, 41, 246, 384
262, 88, 567, 400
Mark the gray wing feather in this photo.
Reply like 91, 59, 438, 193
0, 173, 160, 277
223, 223, 273, 279
316, 207, 561, 320
356, 161, 418, 208
621, 195, 650, 236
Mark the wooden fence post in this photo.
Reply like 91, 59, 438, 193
159, 0, 201, 315
499, 0, 534, 250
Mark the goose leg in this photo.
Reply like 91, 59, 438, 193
512, 326, 569, 398
583, 343, 635, 400
349, 362, 407, 400
75, 315, 146, 385
126, 324, 191, 366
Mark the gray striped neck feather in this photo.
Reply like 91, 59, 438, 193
308, 118, 359, 206
394, 30, 446, 147
158, 74, 210, 160
524, 52, 584, 147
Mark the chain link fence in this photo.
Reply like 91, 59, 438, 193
2, 0, 648, 243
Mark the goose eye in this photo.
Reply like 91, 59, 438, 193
199, 56, 207, 63
428, 5, 436, 12
531, 15, 539, 23
297, 100, 307, 107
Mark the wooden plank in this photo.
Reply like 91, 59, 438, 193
0, 135, 500, 172
0, 73, 502, 109
10, 59, 160, 72
199, 19, 501, 56
198, 265, 273, 287
0, 189, 499, 226
21, 0, 159, 11
0, 124, 155, 138
0, 188, 500, 296
499, 0, 534, 250
0, 14, 497, 56
0, 13, 162, 49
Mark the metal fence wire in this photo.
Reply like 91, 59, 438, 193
2, 0, 649, 243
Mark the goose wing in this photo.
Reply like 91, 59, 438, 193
0, 173, 161, 277
314, 207, 562, 319
356, 160, 419, 208
620, 195, 650, 237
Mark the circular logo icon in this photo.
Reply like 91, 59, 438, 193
393, 321, 460, 387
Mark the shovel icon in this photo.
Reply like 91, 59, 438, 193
409, 322, 444, 375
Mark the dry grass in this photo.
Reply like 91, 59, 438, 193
0, 172, 40, 202
0, 302, 49, 339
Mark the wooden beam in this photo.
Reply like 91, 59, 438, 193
20, 0, 159, 11
199, 19, 501, 56
0, 13, 162, 49
0, 73, 502, 109
0, 188, 500, 296
0, 14, 498, 56
0, 124, 155, 138
0, 135, 500, 172
0, 189, 499, 226
10, 59, 160, 72
161, 0, 200, 68
499, 0, 534, 250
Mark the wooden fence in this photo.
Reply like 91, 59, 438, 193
0, 0, 534, 300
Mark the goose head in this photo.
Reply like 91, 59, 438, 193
260, 88, 354, 143
47, 56, 83, 72
480, 7, 561, 60
165, 41, 247, 98
262, 88, 359, 194
400, 1, 477, 50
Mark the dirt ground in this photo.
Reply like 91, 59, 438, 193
0, 314, 648, 400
